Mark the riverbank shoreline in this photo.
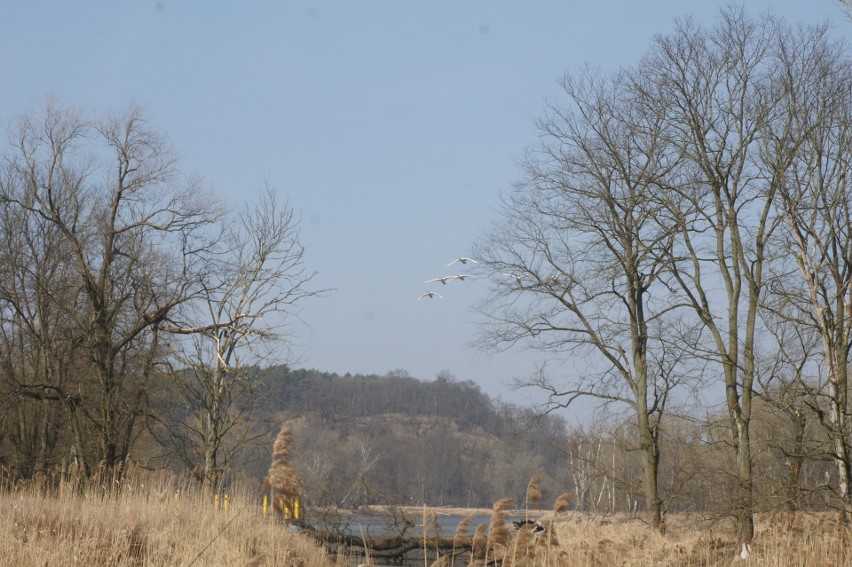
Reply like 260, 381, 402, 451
323, 504, 551, 520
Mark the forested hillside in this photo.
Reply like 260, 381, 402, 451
241, 367, 844, 518
250, 367, 568, 508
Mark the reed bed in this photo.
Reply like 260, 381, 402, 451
403, 493, 851, 567
0, 465, 338, 567
3, 465, 850, 566
439, 509, 850, 566
534, 510, 849, 567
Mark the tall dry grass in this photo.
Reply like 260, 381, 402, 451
419, 488, 851, 567
0, 464, 338, 567
535, 510, 850, 567
4, 464, 850, 567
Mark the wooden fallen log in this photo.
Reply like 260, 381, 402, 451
307, 530, 473, 561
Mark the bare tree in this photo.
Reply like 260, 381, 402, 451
755, 303, 822, 513
474, 65, 684, 531
1, 100, 221, 472
0, 184, 85, 475
160, 185, 324, 489
633, 8, 796, 549
764, 22, 852, 521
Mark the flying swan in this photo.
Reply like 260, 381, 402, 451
418, 291, 443, 301
426, 276, 459, 285
447, 257, 478, 267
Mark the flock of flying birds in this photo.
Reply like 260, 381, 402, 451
417, 257, 478, 301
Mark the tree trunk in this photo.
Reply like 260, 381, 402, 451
735, 416, 754, 546
65, 399, 90, 477
828, 387, 851, 524
786, 409, 806, 513
638, 409, 661, 530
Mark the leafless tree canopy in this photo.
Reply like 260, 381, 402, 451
474, 5, 852, 539
0, 101, 322, 483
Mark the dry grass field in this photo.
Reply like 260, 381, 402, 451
1, 467, 849, 566
383, 504, 850, 567
537, 511, 849, 567
0, 466, 339, 567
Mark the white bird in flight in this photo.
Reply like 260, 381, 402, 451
426, 276, 459, 285
447, 257, 478, 267
452, 274, 475, 281
504, 273, 527, 284
418, 291, 443, 301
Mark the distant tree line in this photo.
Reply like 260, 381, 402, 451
261, 368, 498, 431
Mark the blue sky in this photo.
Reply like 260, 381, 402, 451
1, 1, 847, 412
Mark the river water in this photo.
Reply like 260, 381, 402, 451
303, 510, 535, 566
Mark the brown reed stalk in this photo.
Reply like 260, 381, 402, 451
544, 492, 573, 563
486, 497, 513, 564
471, 523, 488, 560
552, 492, 574, 514
452, 515, 474, 565
455, 515, 473, 539
526, 473, 543, 508
422, 503, 430, 567
265, 422, 301, 518
423, 504, 442, 567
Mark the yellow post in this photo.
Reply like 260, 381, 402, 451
224, 494, 230, 513
214, 494, 219, 511
263, 494, 268, 515
294, 497, 300, 519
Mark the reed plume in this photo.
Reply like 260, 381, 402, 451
552, 492, 574, 514
525, 472, 544, 525
526, 473, 543, 508
486, 497, 514, 561
543, 492, 572, 560
471, 523, 488, 558
452, 515, 474, 565
455, 515, 473, 539
265, 422, 300, 518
